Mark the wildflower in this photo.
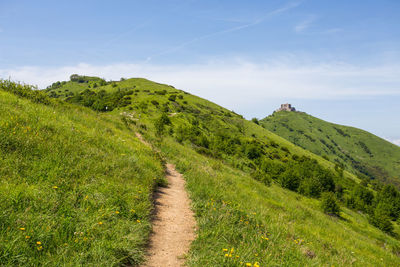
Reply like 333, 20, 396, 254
19, 227, 25, 231
130, 209, 135, 213
115, 211, 120, 214
137, 220, 141, 223
98, 222, 103, 225
25, 236, 30, 239
246, 263, 252, 266
36, 241, 41, 245
254, 262, 260, 267
52, 186, 58, 189
225, 254, 229, 257
222, 248, 228, 252
37, 246, 43, 251
84, 195, 89, 200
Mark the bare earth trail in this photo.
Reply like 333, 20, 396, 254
135, 133, 196, 267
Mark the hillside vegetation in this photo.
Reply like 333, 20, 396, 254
260, 111, 400, 188
1, 76, 400, 266
0, 80, 164, 266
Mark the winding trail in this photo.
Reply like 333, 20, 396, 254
135, 133, 196, 267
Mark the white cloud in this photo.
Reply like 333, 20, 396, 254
294, 16, 317, 33
1, 61, 400, 109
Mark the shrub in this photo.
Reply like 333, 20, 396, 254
151, 100, 159, 106
321, 192, 340, 216
154, 113, 171, 137
279, 168, 300, 191
251, 169, 272, 186
168, 94, 177, 102
251, 118, 259, 125
370, 202, 394, 233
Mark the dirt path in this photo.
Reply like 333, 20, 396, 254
135, 133, 196, 267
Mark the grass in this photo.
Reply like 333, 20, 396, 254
0, 89, 164, 266
260, 111, 400, 187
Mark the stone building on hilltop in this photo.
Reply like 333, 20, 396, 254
276, 103, 296, 112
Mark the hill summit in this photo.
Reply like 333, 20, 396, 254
276, 103, 296, 112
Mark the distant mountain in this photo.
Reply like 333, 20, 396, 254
260, 110, 400, 187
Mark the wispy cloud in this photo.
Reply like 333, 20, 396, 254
294, 15, 317, 33
146, 1, 302, 62
321, 28, 342, 34
2, 60, 399, 103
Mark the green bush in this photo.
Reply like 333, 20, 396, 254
251, 118, 259, 125
370, 202, 394, 234
168, 94, 177, 102
321, 192, 340, 216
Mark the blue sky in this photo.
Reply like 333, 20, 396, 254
1, 0, 399, 144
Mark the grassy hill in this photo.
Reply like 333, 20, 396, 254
260, 111, 400, 188
1, 76, 400, 266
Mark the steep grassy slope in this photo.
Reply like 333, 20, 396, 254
260, 111, 400, 187
42, 75, 400, 266
0, 81, 164, 266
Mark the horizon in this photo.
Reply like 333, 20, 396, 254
1, 0, 399, 145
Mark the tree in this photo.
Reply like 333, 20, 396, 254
251, 118, 259, 125
321, 192, 340, 216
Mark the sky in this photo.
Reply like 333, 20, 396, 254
0, 0, 399, 145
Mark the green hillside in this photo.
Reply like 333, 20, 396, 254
260, 111, 400, 188
0, 80, 165, 266
1, 76, 400, 266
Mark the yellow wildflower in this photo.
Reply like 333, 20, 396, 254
37, 246, 43, 251
98, 222, 103, 225
137, 220, 141, 223
225, 254, 229, 257
36, 241, 41, 245
25, 236, 30, 239
19, 228, 25, 231
115, 211, 120, 214
246, 263, 252, 267
52, 186, 58, 189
